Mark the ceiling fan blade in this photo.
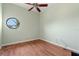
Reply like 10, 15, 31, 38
25, 3, 33, 5
38, 4, 48, 7
28, 7, 34, 11
36, 7, 41, 12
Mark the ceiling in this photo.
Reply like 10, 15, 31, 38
13, 3, 49, 13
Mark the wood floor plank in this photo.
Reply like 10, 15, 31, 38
0, 39, 71, 56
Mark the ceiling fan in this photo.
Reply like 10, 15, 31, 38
25, 3, 48, 12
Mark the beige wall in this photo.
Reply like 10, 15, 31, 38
0, 4, 2, 46
2, 3, 40, 44
40, 3, 79, 53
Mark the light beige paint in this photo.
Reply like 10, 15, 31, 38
2, 3, 40, 44
40, 3, 79, 53
0, 4, 2, 47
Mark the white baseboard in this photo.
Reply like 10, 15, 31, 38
42, 39, 79, 53
2, 38, 39, 46
2, 38, 79, 53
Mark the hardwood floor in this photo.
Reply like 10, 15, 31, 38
0, 39, 71, 56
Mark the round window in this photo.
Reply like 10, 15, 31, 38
6, 17, 20, 29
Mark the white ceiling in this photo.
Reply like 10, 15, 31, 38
13, 3, 50, 13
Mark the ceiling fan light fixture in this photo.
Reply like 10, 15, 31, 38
26, 3, 48, 12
